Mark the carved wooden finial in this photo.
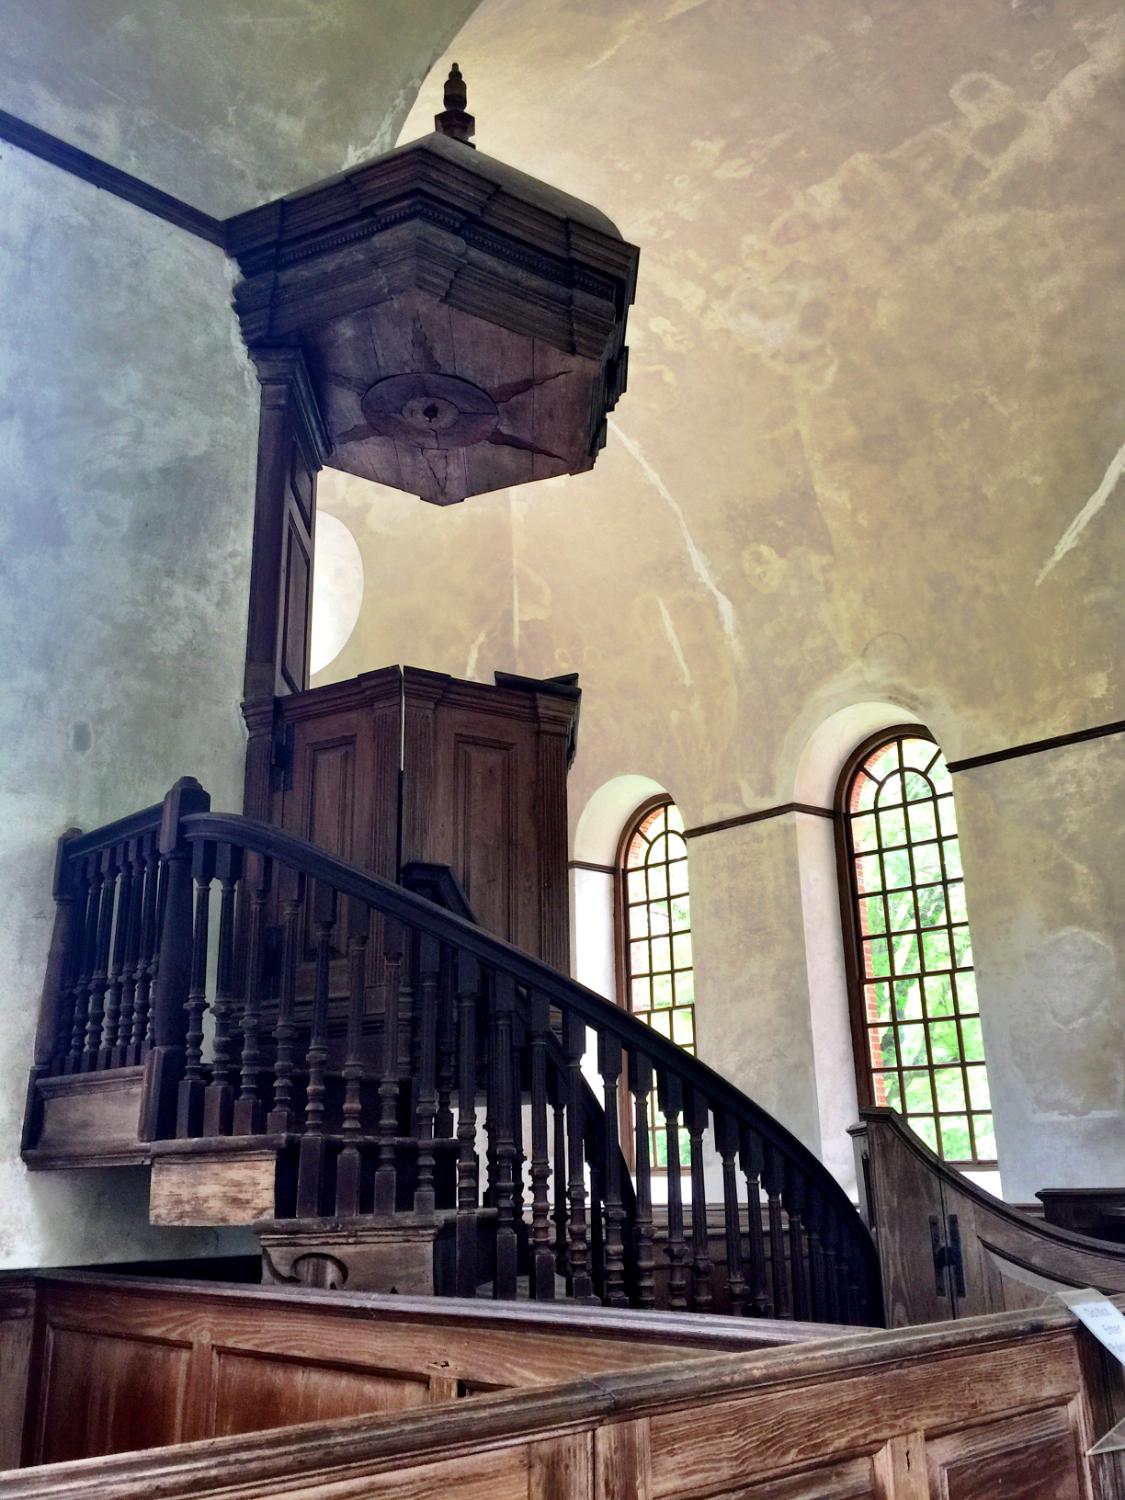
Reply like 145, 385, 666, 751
435, 62, 476, 148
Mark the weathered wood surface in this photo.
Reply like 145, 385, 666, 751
0, 1271, 836, 1470
21, 781, 879, 1325
853, 1108, 1125, 1327
1, 1281, 1121, 1499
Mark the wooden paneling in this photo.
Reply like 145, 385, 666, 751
209, 1348, 429, 1437
28, 1069, 147, 1170
0, 1285, 35, 1472
8, 1271, 814, 1471
5, 1290, 1124, 1500
263, 667, 578, 971
37, 1325, 191, 1464
402, 669, 579, 969
149, 1143, 278, 1225
853, 1109, 1125, 1327
927, 1407, 1084, 1500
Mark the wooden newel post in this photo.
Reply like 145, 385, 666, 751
140, 777, 211, 1141
22, 828, 82, 1152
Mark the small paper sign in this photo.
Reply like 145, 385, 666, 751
1057, 1288, 1125, 1456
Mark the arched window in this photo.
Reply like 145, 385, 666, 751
617, 798, 695, 1166
836, 728, 996, 1165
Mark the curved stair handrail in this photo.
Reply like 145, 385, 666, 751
187, 812, 855, 1192
24, 781, 880, 1326
180, 811, 880, 1322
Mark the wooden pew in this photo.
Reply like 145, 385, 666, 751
852, 1108, 1125, 1327
0, 1271, 841, 1470
1, 1292, 1122, 1499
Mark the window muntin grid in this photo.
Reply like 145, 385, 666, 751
621, 800, 694, 1168
843, 733, 996, 1165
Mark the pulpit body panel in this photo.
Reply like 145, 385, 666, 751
256, 666, 579, 974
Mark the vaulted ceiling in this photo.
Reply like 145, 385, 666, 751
3, 0, 1120, 819
0, 0, 479, 215
313, 0, 1125, 818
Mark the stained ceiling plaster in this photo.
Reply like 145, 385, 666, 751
315, 0, 1125, 823
0, 0, 481, 216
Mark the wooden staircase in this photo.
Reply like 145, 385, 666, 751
22, 777, 882, 1325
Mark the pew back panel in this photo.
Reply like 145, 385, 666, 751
0, 1272, 837, 1467
1, 1297, 1122, 1500
853, 1109, 1125, 1327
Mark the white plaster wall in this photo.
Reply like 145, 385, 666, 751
317, 0, 1125, 1192
955, 737, 1125, 1200
689, 819, 822, 1154
570, 868, 617, 1004
0, 146, 260, 1268
794, 811, 858, 1194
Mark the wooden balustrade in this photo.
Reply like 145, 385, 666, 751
23, 782, 882, 1325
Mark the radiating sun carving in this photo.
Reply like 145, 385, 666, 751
329, 368, 571, 462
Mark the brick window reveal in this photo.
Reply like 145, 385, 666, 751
617, 798, 695, 1168
836, 728, 996, 1166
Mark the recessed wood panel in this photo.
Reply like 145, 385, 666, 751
927, 1406, 1084, 1500
707, 1456, 878, 1500
37, 1326, 190, 1463
455, 738, 516, 942
210, 1348, 429, 1438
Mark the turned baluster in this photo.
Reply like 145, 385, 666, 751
83, 846, 118, 1070
232, 852, 272, 1135
658, 1069, 689, 1311
628, 1050, 656, 1310
805, 1187, 828, 1321
717, 1111, 747, 1316
45, 840, 85, 1077
527, 992, 555, 1299
129, 835, 160, 1064
111, 838, 145, 1067
175, 840, 215, 1136
589, 1159, 605, 1302
100, 845, 132, 1069
563, 1011, 593, 1301
204, 843, 246, 1136
511, 1031, 527, 1240
839, 1232, 862, 1326
762, 1146, 792, 1317
335, 896, 369, 1217
822, 1209, 842, 1324
488, 970, 519, 1299
596, 1030, 627, 1307
373, 917, 404, 1214
454, 952, 481, 1296
686, 1088, 713, 1312
141, 778, 212, 1141
740, 1127, 772, 1316
785, 1168, 811, 1320
551, 1085, 569, 1279
413, 932, 441, 1217
296, 879, 336, 1217
264, 868, 304, 1136
396, 934, 415, 1080
67, 852, 101, 1072
435, 946, 456, 1142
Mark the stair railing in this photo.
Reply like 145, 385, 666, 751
27, 781, 882, 1325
